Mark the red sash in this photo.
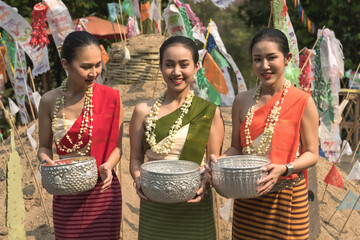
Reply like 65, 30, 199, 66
240, 86, 310, 183
56, 83, 120, 169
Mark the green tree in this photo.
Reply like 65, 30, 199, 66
237, 0, 360, 70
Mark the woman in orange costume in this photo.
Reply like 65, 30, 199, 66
208, 28, 319, 240
38, 31, 123, 239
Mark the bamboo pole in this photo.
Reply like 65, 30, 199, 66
321, 183, 328, 203
301, 26, 326, 72
326, 206, 338, 224
339, 196, 360, 235
158, 0, 162, 35
0, 99, 53, 231
268, 0, 273, 28
346, 63, 360, 98
27, 67, 37, 92
335, 118, 360, 166
118, 0, 127, 41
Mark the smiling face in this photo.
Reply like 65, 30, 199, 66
62, 44, 102, 88
251, 40, 292, 87
160, 44, 199, 94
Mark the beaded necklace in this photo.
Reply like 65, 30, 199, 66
51, 79, 94, 155
243, 79, 291, 155
145, 90, 194, 155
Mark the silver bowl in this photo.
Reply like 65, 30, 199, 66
211, 155, 269, 199
40, 156, 98, 195
140, 160, 201, 203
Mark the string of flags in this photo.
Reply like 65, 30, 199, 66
291, 0, 317, 34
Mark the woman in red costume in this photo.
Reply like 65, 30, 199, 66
38, 31, 123, 239
208, 28, 319, 240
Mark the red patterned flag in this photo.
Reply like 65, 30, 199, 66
324, 164, 344, 189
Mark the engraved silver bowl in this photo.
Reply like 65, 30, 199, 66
211, 155, 270, 199
40, 156, 98, 195
140, 160, 201, 203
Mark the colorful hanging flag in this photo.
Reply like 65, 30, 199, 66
132, 0, 141, 19
191, 25, 206, 43
100, 44, 109, 66
347, 161, 360, 181
319, 146, 326, 158
210, 49, 229, 69
45, 0, 75, 52
122, 0, 135, 17
140, 2, 150, 23
0, 1, 50, 77
208, 21, 247, 93
337, 190, 360, 211
0, 45, 7, 85
272, 0, 301, 84
292, 0, 317, 34
324, 164, 344, 189
183, 3, 206, 34
163, 4, 187, 37
107, 3, 120, 23
196, 65, 221, 106
8, 97, 20, 116
149, 0, 161, 33
203, 52, 228, 95
126, 16, 140, 38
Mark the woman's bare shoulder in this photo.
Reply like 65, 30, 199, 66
234, 88, 256, 105
132, 99, 156, 119
40, 88, 62, 105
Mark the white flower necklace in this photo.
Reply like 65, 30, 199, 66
244, 79, 291, 155
145, 90, 194, 155
51, 79, 94, 156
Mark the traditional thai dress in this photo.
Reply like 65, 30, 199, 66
52, 83, 122, 240
139, 96, 217, 240
232, 86, 311, 240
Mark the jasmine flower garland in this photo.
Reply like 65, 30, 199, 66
244, 80, 291, 155
145, 90, 194, 155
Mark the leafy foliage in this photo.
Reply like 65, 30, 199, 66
237, 0, 360, 70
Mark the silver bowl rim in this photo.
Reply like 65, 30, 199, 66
141, 159, 200, 175
214, 155, 270, 170
40, 156, 96, 169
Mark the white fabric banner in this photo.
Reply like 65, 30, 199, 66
192, 25, 206, 43
347, 161, 360, 181
0, 1, 50, 77
208, 21, 247, 93
45, 0, 75, 49
8, 97, 19, 116
30, 91, 41, 113
27, 123, 37, 151
163, 4, 187, 37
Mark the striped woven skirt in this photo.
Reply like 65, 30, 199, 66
53, 176, 122, 240
232, 178, 309, 240
138, 189, 216, 240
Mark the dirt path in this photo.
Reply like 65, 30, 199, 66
0, 81, 359, 239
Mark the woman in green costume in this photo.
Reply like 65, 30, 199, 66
130, 36, 224, 240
